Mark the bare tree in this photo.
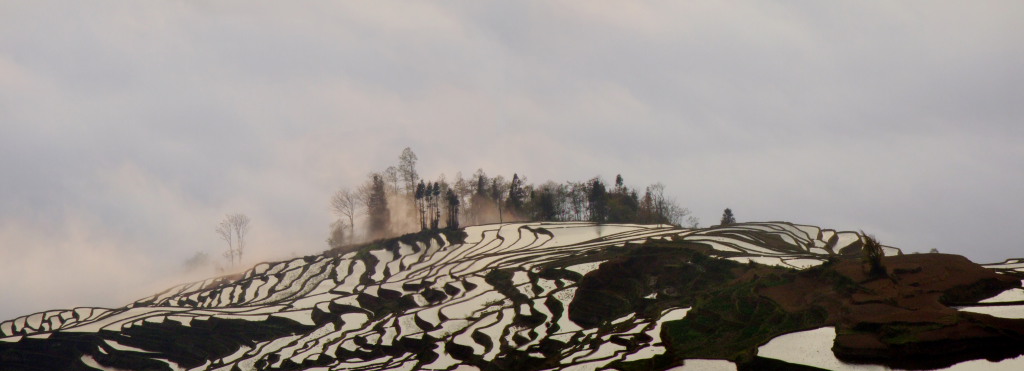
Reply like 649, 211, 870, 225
383, 166, 400, 195
644, 183, 693, 226
215, 220, 233, 264
491, 176, 508, 223
453, 171, 472, 225
331, 188, 362, 237
216, 213, 251, 267
398, 147, 418, 195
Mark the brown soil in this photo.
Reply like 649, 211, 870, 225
760, 253, 1024, 369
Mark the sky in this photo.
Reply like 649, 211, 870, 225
1, 1, 1023, 321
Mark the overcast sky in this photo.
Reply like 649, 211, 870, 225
2, 1, 1022, 320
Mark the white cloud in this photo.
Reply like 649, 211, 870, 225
0, 217, 157, 320
1, 1, 1023, 319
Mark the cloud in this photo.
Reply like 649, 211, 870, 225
1, 1, 1023, 319
0, 216, 157, 320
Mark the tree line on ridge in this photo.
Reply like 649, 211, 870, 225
328, 148, 700, 247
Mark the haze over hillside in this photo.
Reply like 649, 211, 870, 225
5, 222, 1024, 370
2, 1, 1023, 327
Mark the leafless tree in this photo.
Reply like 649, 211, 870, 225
453, 171, 472, 223
491, 175, 508, 223
331, 188, 362, 237
383, 166, 400, 195
398, 147, 418, 195
646, 183, 695, 226
216, 213, 251, 267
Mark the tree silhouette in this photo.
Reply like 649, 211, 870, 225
398, 147, 418, 195
491, 177, 507, 223
327, 220, 347, 249
215, 213, 250, 267
720, 208, 736, 225
533, 184, 561, 221
588, 178, 608, 223
446, 189, 460, 229
431, 182, 442, 230
415, 180, 427, 231
506, 173, 526, 217
366, 174, 390, 237
330, 188, 362, 237
862, 233, 886, 278
332, 150, 703, 237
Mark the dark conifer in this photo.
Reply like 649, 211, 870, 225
446, 189, 460, 229
506, 173, 526, 216
415, 181, 427, 231
720, 208, 736, 225
367, 174, 390, 237
588, 178, 608, 223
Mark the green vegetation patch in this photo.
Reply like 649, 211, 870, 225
568, 241, 748, 328
661, 279, 828, 362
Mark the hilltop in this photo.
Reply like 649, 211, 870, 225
3, 222, 1024, 370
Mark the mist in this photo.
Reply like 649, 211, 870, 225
2, 1, 1023, 320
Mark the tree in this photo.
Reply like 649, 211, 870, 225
366, 173, 390, 237
588, 178, 608, 223
640, 183, 692, 225
215, 213, 251, 268
327, 220, 347, 249
415, 180, 427, 231
468, 169, 491, 225
491, 176, 508, 223
720, 208, 736, 225
330, 188, 362, 237
506, 173, 526, 216
566, 181, 590, 221
446, 189, 460, 229
453, 172, 472, 222
431, 182, 442, 229
608, 189, 639, 223
532, 182, 564, 221
423, 181, 436, 230
398, 147, 418, 194
383, 166, 400, 195
861, 233, 886, 278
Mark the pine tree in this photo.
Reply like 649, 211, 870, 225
431, 182, 441, 229
367, 174, 390, 237
720, 208, 736, 225
415, 181, 426, 231
506, 173, 526, 216
446, 189, 460, 229
588, 178, 608, 223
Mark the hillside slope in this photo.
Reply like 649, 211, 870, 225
3, 222, 1024, 370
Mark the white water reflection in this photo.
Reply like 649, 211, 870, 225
932, 355, 1024, 370
667, 359, 737, 371
758, 327, 887, 370
959, 304, 1024, 319
759, 326, 1024, 371
979, 287, 1024, 303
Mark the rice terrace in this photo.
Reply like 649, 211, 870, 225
2, 2, 1022, 371
4, 220, 1024, 370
